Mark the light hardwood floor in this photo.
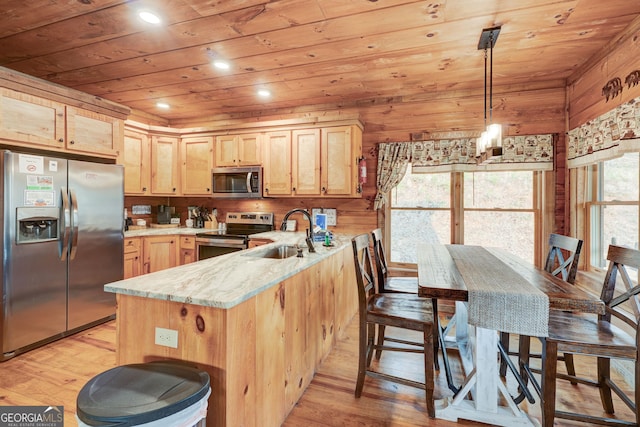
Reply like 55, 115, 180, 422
0, 318, 635, 426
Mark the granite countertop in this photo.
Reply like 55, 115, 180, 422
106, 231, 352, 309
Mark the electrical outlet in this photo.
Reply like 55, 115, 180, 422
155, 327, 178, 348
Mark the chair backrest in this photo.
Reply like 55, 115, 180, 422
544, 233, 583, 284
371, 228, 389, 289
352, 233, 378, 307
600, 245, 640, 329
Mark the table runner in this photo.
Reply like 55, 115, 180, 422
446, 245, 549, 337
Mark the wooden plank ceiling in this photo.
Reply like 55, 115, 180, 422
1, 0, 639, 141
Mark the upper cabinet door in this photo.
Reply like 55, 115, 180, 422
321, 126, 361, 196
292, 129, 321, 196
0, 88, 65, 149
262, 131, 292, 196
214, 135, 237, 167
122, 130, 150, 195
65, 106, 123, 158
215, 133, 261, 166
181, 136, 213, 195
237, 133, 261, 165
151, 135, 180, 195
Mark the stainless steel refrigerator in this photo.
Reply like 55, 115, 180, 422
0, 150, 124, 360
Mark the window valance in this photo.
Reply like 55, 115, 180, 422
411, 135, 553, 171
374, 134, 554, 209
567, 96, 640, 168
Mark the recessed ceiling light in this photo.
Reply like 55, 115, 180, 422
156, 102, 170, 109
213, 60, 230, 70
139, 11, 161, 25
257, 89, 271, 98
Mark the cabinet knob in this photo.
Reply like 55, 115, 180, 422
58, 138, 64, 143
142, 187, 147, 192
70, 140, 75, 144
265, 188, 269, 193
292, 187, 296, 192
322, 187, 327, 193
172, 188, 176, 192
206, 188, 210, 192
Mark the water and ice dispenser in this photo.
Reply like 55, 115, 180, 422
16, 207, 59, 244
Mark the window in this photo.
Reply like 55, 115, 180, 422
587, 152, 640, 269
390, 170, 450, 264
389, 168, 539, 265
463, 171, 536, 263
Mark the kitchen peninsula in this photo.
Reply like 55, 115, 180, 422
105, 231, 357, 427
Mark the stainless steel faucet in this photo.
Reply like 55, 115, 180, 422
280, 208, 316, 253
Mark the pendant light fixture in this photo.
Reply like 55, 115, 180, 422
476, 26, 503, 164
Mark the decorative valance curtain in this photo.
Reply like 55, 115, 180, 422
374, 134, 554, 209
567, 95, 640, 168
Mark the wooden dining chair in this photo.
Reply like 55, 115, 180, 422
525, 244, 640, 427
370, 228, 458, 392
371, 228, 419, 293
351, 233, 436, 418
500, 233, 583, 380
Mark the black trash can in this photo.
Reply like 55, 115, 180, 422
76, 361, 211, 427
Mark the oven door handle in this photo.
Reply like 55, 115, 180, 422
196, 237, 247, 248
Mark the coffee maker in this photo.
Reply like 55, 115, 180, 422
157, 205, 171, 224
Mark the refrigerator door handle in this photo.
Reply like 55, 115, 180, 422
69, 189, 79, 260
60, 187, 71, 261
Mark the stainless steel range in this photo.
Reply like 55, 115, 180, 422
195, 212, 274, 260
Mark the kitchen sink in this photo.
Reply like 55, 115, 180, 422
247, 245, 301, 259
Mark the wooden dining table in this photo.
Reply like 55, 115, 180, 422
417, 244, 605, 427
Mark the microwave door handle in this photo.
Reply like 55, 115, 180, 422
60, 187, 71, 261
69, 189, 79, 260
246, 172, 253, 194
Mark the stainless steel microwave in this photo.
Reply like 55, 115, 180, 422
211, 166, 262, 198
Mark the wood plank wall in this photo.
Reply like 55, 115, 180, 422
563, 16, 640, 238
567, 15, 640, 128
125, 190, 377, 238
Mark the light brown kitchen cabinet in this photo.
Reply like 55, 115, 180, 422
65, 106, 123, 157
215, 133, 261, 167
0, 88, 65, 149
321, 125, 362, 196
142, 235, 178, 274
179, 235, 196, 265
262, 125, 362, 197
123, 237, 142, 279
122, 129, 150, 195
292, 128, 321, 195
262, 130, 292, 196
181, 136, 213, 195
0, 89, 123, 158
151, 135, 180, 195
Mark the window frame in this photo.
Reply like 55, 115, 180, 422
584, 153, 640, 272
385, 169, 546, 269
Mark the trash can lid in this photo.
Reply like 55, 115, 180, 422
76, 361, 210, 426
